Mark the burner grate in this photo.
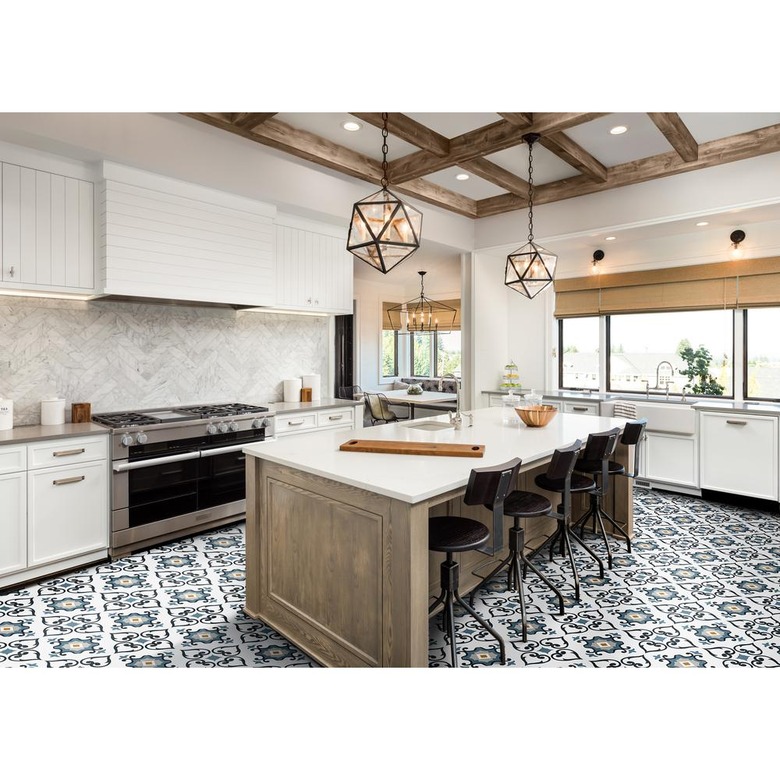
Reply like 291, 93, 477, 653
173, 403, 269, 417
92, 412, 163, 428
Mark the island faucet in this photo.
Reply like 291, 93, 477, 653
654, 361, 674, 391
448, 377, 472, 429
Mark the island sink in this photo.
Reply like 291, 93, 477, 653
405, 421, 452, 431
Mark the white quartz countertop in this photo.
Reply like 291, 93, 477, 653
692, 400, 780, 415
244, 406, 626, 504
268, 398, 362, 414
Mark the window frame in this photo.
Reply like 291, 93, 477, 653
743, 308, 780, 402
380, 329, 399, 380
557, 316, 601, 391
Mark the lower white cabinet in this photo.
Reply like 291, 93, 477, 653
275, 405, 361, 438
0, 434, 109, 589
699, 412, 779, 501
641, 431, 698, 489
0, 450, 27, 577
562, 400, 599, 416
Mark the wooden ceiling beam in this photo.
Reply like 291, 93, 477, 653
460, 158, 529, 199
648, 112, 699, 162
349, 112, 451, 156
539, 131, 608, 181
183, 113, 475, 217
497, 112, 533, 128
525, 112, 609, 135
230, 112, 278, 131
476, 123, 780, 218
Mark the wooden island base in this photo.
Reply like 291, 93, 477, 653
244, 444, 632, 668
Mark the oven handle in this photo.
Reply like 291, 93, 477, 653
199, 443, 250, 457
112, 451, 201, 472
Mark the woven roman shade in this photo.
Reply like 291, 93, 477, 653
554, 256, 780, 317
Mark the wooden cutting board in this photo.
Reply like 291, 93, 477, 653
339, 439, 485, 457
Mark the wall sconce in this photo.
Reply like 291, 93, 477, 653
730, 229, 746, 259
592, 249, 604, 274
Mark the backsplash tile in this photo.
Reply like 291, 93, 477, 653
0, 296, 329, 426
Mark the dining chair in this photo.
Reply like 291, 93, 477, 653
364, 392, 409, 425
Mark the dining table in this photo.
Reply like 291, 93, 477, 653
380, 388, 458, 419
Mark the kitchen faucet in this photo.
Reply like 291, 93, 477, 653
448, 377, 472, 429
654, 361, 674, 391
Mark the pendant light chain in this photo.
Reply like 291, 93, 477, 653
526, 137, 535, 244
381, 112, 389, 189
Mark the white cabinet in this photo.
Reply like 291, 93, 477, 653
641, 431, 698, 489
699, 412, 779, 501
275, 217, 353, 314
275, 405, 361, 438
0, 435, 109, 590
100, 162, 276, 307
0, 445, 27, 577
562, 400, 599, 416
1, 161, 95, 293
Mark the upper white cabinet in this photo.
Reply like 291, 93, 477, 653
1, 162, 95, 293
100, 162, 276, 307
699, 411, 778, 501
275, 215, 353, 314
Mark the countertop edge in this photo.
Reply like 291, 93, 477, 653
0, 422, 109, 445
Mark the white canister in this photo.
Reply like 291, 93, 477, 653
41, 398, 66, 426
301, 374, 321, 402
283, 378, 303, 403
0, 398, 13, 431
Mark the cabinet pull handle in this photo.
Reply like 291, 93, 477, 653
9, 265, 14, 278
53, 448, 86, 457
287, 419, 305, 426
53, 475, 86, 486
328, 414, 343, 420
726, 419, 747, 425
572, 406, 588, 412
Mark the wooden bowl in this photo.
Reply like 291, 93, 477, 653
515, 404, 558, 428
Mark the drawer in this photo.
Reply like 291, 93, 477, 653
27, 435, 108, 470
276, 412, 318, 435
0, 445, 26, 474
563, 401, 598, 415
317, 408, 354, 428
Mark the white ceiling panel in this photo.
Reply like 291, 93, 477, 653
485, 143, 579, 185
405, 112, 502, 138
679, 112, 780, 143
424, 166, 506, 199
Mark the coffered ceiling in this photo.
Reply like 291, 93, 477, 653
184, 112, 780, 219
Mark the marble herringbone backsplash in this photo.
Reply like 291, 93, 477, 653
0, 296, 330, 426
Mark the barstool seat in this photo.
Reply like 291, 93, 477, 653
429, 516, 490, 553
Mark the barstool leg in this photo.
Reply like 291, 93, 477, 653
445, 596, 457, 668
600, 506, 632, 553
521, 553, 565, 615
453, 591, 507, 664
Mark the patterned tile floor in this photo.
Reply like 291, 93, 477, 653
1, 488, 779, 669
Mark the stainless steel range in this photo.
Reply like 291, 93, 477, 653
92, 403, 275, 558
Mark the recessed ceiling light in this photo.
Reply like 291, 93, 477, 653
610, 125, 628, 135
342, 121, 361, 132
455, 173, 470, 181
605, 235, 617, 241
696, 221, 709, 227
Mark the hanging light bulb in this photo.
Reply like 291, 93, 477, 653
592, 249, 604, 274
730, 229, 746, 259
347, 113, 423, 274
505, 133, 557, 298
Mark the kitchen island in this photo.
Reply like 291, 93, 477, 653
242, 407, 632, 667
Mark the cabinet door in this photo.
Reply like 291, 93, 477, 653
642, 432, 698, 487
563, 401, 598, 415
699, 413, 778, 500
275, 412, 318, 436
28, 460, 108, 566
0, 472, 26, 576
2, 162, 94, 291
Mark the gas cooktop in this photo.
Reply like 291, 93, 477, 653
93, 403, 270, 429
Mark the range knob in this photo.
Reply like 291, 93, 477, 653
206, 423, 218, 435
252, 417, 269, 429
218, 422, 229, 434
120, 434, 134, 447
135, 432, 148, 445
228, 421, 239, 432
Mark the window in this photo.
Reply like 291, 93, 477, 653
381, 330, 398, 379
559, 317, 600, 390
436, 331, 462, 377
745, 308, 780, 400
407, 331, 462, 378
410, 332, 432, 376
608, 310, 734, 396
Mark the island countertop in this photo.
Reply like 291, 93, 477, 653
243, 406, 626, 503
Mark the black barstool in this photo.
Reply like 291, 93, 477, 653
428, 460, 519, 667
570, 427, 622, 569
468, 460, 565, 642
532, 439, 606, 602
573, 419, 647, 559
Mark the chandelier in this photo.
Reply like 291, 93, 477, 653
385, 271, 456, 333
504, 132, 558, 298
347, 113, 423, 274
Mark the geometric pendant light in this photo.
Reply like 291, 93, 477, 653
504, 132, 558, 298
347, 112, 423, 274
384, 271, 457, 333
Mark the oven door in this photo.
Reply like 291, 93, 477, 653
112, 451, 201, 529
198, 443, 248, 509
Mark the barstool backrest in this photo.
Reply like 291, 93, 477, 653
464, 457, 522, 508
581, 426, 621, 463
545, 440, 584, 482
620, 417, 647, 477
